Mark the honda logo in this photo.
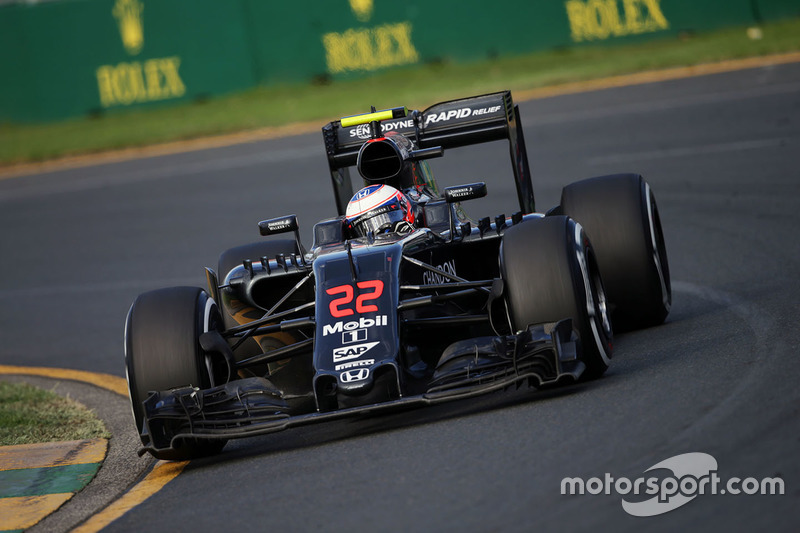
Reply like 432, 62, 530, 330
340, 368, 370, 383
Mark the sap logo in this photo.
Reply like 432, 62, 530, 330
323, 315, 388, 336
335, 358, 374, 371
333, 341, 379, 362
341, 368, 370, 383
422, 260, 457, 285
342, 328, 367, 344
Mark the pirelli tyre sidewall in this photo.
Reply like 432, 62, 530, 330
561, 174, 671, 331
124, 286, 225, 459
500, 216, 613, 379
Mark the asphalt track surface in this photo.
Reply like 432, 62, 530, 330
1, 61, 799, 531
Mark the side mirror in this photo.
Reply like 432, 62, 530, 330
258, 214, 306, 257
258, 215, 298, 236
444, 182, 487, 203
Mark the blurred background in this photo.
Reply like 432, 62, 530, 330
1, 0, 799, 165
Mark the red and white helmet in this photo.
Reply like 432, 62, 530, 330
345, 185, 416, 237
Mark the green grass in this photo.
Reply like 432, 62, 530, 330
2, 17, 799, 166
0, 381, 109, 446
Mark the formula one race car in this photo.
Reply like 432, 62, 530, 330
124, 91, 671, 460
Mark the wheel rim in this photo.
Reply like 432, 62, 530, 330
202, 296, 222, 387
574, 222, 611, 365
645, 182, 671, 312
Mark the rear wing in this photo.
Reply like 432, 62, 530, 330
322, 91, 534, 216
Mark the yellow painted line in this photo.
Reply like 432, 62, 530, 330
0, 493, 73, 530
0, 366, 188, 531
71, 460, 189, 533
1, 51, 799, 182
0, 439, 107, 472
0, 365, 128, 398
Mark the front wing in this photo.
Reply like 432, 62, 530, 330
138, 320, 583, 456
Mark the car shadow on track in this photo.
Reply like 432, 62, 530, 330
183, 381, 595, 469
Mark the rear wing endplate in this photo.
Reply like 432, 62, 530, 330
322, 91, 534, 216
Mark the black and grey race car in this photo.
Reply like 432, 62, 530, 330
124, 91, 671, 460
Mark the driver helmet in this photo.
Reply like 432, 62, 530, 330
346, 185, 416, 237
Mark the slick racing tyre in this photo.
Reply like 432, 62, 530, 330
560, 174, 671, 331
124, 286, 226, 460
500, 216, 613, 379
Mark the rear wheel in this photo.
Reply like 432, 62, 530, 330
124, 286, 226, 460
500, 216, 613, 378
561, 174, 670, 330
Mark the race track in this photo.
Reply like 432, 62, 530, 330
1, 61, 799, 531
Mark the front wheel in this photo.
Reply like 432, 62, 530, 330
500, 216, 613, 379
124, 286, 226, 460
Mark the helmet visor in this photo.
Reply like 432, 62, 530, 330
352, 206, 406, 236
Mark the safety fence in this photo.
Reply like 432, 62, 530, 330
1, 0, 797, 122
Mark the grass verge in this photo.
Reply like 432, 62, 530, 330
0, 381, 109, 446
1, 17, 799, 166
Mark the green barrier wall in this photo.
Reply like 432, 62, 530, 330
0, 0, 256, 122
755, 0, 800, 21
0, 0, 795, 122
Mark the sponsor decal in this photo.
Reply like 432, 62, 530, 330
332, 341, 379, 363
342, 328, 367, 344
349, 0, 373, 22
448, 187, 473, 198
354, 186, 379, 200
346, 105, 505, 138
96, 57, 185, 108
266, 218, 294, 232
422, 260, 457, 285
565, 0, 669, 43
113, 0, 144, 56
97, 1, 187, 108
423, 106, 501, 126
323, 315, 388, 336
322, 22, 419, 75
341, 368, 370, 383
350, 119, 416, 139
335, 358, 374, 371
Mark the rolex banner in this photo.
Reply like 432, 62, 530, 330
0, 0, 794, 122
0, 0, 256, 122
